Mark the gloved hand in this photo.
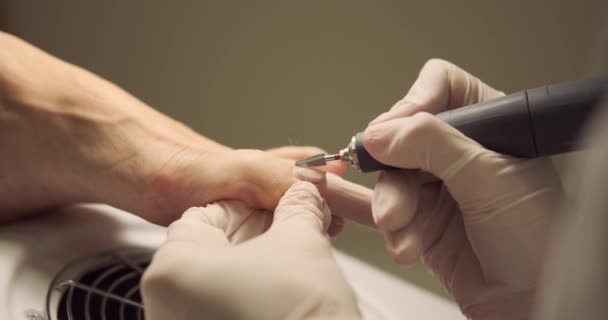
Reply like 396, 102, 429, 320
142, 167, 361, 320
363, 59, 565, 319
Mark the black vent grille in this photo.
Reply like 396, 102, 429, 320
46, 249, 152, 320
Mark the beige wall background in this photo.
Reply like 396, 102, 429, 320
1, 0, 606, 298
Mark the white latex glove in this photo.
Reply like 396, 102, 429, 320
142, 168, 361, 320
364, 59, 565, 319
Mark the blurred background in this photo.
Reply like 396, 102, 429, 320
1, 0, 606, 298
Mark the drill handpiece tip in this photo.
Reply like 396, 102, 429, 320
295, 153, 343, 168
295, 154, 328, 168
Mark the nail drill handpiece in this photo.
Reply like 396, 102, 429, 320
297, 77, 608, 173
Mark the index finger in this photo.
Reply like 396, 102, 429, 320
369, 59, 504, 126
294, 166, 375, 228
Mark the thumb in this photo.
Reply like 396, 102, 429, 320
363, 112, 492, 187
369, 59, 504, 125
271, 181, 332, 235
165, 203, 238, 249
166, 201, 269, 249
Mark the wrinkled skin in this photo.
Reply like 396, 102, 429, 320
0, 32, 373, 226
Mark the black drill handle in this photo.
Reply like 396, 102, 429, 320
355, 76, 608, 173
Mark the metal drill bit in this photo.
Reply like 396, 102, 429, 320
295, 153, 341, 168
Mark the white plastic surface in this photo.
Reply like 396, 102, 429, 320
0, 204, 462, 320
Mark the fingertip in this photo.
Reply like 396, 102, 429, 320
179, 201, 247, 232
362, 121, 393, 156
372, 171, 420, 232
385, 231, 424, 265
294, 166, 326, 184
373, 209, 398, 231
372, 200, 413, 232
283, 181, 324, 206
275, 181, 331, 232
167, 205, 231, 248
180, 205, 218, 227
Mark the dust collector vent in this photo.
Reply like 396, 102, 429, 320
46, 249, 152, 320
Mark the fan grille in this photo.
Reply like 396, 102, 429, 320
46, 249, 152, 320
